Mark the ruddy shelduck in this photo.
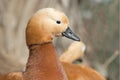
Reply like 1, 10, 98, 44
0, 8, 80, 80
0, 8, 105, 80
23, 8, 80, 80
60, 41, 105, 80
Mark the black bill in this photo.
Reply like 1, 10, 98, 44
62, 27, 80, 41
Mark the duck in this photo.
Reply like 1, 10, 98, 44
23, 8, 80, 80
1, 8, 80, 80
0, 8, 105, 80
60, 41, 86, 63
59, 41, 105, 80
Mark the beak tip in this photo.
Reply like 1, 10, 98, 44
73, 37, 80, 41
77, 38, 80, 41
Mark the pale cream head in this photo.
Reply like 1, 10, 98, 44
26, 8, 69, 46
60, 41, 86, 63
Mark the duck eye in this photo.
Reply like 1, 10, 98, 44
56, 20, 61, 24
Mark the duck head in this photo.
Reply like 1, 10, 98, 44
26, 8, 80, 46
60, 41, 86, 63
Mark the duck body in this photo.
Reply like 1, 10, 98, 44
23, 43, 67, 80
0, 72, 23, 80
62, 62, 105, 80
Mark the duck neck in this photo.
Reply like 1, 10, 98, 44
24, 42, 68, 80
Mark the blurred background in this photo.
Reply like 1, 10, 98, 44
0, 0, 119, 80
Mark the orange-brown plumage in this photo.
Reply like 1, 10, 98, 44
23, 43, 67, 80
62, 62, 105, 80
26, 8, 69, 46
0, 72, 23, 80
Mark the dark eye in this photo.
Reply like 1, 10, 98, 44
56, 20, 61, 24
